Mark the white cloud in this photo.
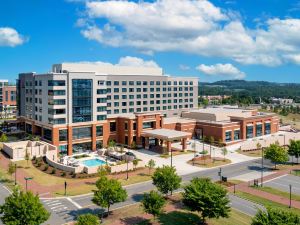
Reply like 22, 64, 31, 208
74, 0, 300, 67
179, 64, 190, 71
196, 63, 245, 79
0, 27, 26, 47
66, 56, 160, 68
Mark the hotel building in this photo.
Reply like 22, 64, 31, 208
17, 63, 198, 155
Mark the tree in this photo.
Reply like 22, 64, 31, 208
152, 165, 181, 196
0, 133, 8, 143
132, 158, 139, 170
142, 190, 166, 220
131, 141, 137, 149
7, 162, 16, 179
182, 177, 230, 224
147, 159, 156, 175
93, 175, 127, 215
264, 143, 289, 169
108, 140, 116, 151
221, 147, 228, 161
252, 207, 300, 225
76, 214, 99, 225
0, 188, 50, 225
256, 142, 262, 150
288, 140, 300, 164
25, 149, 30, 166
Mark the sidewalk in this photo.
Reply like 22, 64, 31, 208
228, 165, 300, 209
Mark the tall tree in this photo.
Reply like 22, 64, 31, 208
182, 177, 230, 224
264, 143, 289, 169
288, 140, 300, 164
221, 147, 228, 162
93, 175, 127, 215
252, 207, 300, 225
152, 165, 181, 196
0, 188, 50, 225
141, 190, 166, 220
7, 162, 16, 179
76, 214, 99, 225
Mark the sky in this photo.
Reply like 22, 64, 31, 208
1, 0, 300, 83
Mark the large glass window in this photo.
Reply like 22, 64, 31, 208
97, 115, 107, 121
72, 127, 91, 140
234, 130, 240, 140
72, 142, 92, 154
48, 99, 66, 105
59, 129, 68, 142
246, 125, 253, 139
48, 90, 65, 96
265, 122, 271, 135
59, 145, 68, 156
72, 79, 92, 123
48, 80, 65, 86
43, 128, 52, 141
96, 126, 103, 136
225, 131, 232, 142
256, 123, 262, 137
110, 122, 116, 132
143, 121, 155, 129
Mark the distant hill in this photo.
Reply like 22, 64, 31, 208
199, 80, 300, 100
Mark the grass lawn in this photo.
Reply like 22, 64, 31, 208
292, 170, 300, 176
160, 150, 194, 158
0, 166, 15, 190
237, 149, 262, 157
236, 191, 300, 215
279, 113, 300, 129
188, 158, 231, 168
253, 186, 300, 202
102, 201, 251, 225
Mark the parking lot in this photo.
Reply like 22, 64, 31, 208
264, 174, 300, 195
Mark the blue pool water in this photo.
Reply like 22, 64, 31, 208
82, 158, 106, 167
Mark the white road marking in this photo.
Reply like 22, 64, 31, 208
67, 197, 82, 209
263, 174, 288, 184
53, 207, 68, 212
49, 203, 62, 207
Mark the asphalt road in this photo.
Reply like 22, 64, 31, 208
264, 174, 300, 195
1, 158, 272, 225
0, 184, 11, 225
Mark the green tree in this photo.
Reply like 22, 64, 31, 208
131, 141, 137, 149
142, 190, 166, 220
288, 140, 300, 164
0, 188, 50, 225
132, 158, 139, 170
252, 207, 300, 225
264, 143, 289, 169
7, 162, 16, 179
221, 147, 228, 161
25, 149, 30, 166
147, 159, 156, 175
182, 177, 230, 224
0, 133, 8, 143
93, 176, 127, 215
152, 165, 181, 196
76, 214, 99, 225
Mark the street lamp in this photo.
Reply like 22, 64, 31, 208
289, 184, 292, 208
126, 149, 129, 180
14, 163, 17, 186
24, 177, 33, 191
261, 147, 264, 187
193, 138, 196, 166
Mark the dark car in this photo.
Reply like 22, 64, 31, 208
125, 151, 137, 159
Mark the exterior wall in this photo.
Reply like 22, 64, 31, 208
2, 86, 16, 107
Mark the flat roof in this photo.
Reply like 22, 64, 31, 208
142, 128, 190, 141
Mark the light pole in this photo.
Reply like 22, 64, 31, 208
24, 177, 33, 191
14, 163, 17, 186
193, 138, 196, 166
170, 147, 173, 168
64, 181, 67, 196
126, 150, 129, 180
261, 147, 264, 187
289, 184, 292, 208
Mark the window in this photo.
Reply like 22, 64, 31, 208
114, 81, 119, 85
72, 79, 92, 123
48, 80, 65, 86
97, 89, 107, 94
48, 108, 65, 115
143, 121, 155, 129
256, 123, 262, 136
59, 145, 68, 156
72, 127, 91, 140
114, 88, 119, 93
97, 115, 107, 121
59, 129, 68, 141
246, 125, 253, 139
96, 126, 103, 136
234, 130, 240, 140
97, 98, 107, 103
110, 122, 116, 132
48, 118, 66, 124
97, 106, 106, 112
124, 122, 128, 130
225, 131, 232, 142
48, 90, 65, 96
98, 80, 105, 85
43, 128, 52, 141
265, 122, 271, 135
122, 81, 127, 85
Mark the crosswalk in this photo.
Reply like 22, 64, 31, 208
42, 199, 74, 223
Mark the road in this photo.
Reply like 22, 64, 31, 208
1, 158, 271, 225
0, 184, 11, 225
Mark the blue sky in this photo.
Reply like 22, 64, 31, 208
1, 0, 300, 83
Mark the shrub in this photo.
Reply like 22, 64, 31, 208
37, 162, 42, 167
61, 172, 66, 177
51, 168, 56, 174
43, 165, 49, 171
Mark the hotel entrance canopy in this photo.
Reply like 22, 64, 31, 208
141, 128, 191, 141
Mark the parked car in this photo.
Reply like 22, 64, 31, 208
125, 151, 137, 159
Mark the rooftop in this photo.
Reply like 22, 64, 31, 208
142, 128, 191, 141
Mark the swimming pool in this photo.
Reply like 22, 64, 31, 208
81, 158, 106, 167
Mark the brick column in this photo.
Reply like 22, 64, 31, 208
145, 137, 149, 150
92, 124, 97, 151
67, 126, 73, 156
182, 138, 187, 151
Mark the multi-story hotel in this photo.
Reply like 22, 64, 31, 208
0, 80, 17, 118
17, 63, 198, 155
